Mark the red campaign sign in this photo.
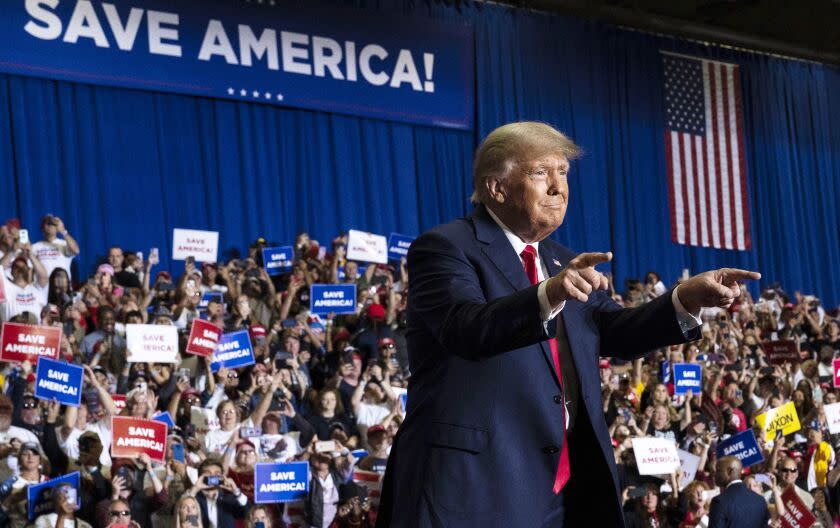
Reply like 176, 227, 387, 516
112, 395, 127, 414
111, 416, 167, 463
763, 340, 799, 365
834, 360, 840, 389
186, 319, 221, 357
0, 322, 61, 363
780, 487, 817, 528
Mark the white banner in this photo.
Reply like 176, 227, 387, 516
632, 437, 681, 476
126, 324, 179, 363
826, 402, 840, 435
172, 228, 219, 262
347, 229, 388, 264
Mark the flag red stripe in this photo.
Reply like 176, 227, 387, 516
689, 134, 700, 245
732, 66, 751, 249
677, 133, 691, 244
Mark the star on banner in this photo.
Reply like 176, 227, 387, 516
227, 87, 234, 95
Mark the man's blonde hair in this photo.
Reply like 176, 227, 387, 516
471, 121, 581, 205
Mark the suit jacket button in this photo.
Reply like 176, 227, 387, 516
542, 445, 559, 455
553, 394, 562, 404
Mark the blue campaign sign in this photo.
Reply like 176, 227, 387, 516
716, 429, 764, 467
387, 233, 415, 262
254, 461, 309, 503
263, 246, 294, 276
153, 411, 175, 428
210, 330, 255, 372
34, 357, 84, 407
0, 1, 473, 129
198, 291, 223, 311
310, 284, 357, 315
673, 363, 702, 395
28, 471, 80, 520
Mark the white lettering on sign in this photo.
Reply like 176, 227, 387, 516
47, 369, 69, 382
217, 340, 241, 352
19, 334, 46, 344
24, 0, 182, 57
128, 426, 157, 438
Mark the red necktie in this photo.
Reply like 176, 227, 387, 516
520, 245, 571, 494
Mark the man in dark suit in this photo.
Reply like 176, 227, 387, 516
376, 122, 760, 527
709, 456, 769, 527
188, 458, 248, 527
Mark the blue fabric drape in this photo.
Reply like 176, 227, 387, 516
1, 2, 838, 306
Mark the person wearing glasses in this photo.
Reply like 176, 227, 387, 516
767, 456, 815, 510
104, 499, 140, 528
205, 368, 280, 456
2, 442, 49, 528
96, 454, 167, 528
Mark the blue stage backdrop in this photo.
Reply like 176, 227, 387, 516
0, 0, 838, 307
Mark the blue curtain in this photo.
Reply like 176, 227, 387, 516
1, 1, 838, 306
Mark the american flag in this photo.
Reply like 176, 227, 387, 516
662, 52, 751, 250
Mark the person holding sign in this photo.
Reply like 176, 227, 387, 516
708, 456, 769, 528
378, 122, 762, 528
32, 483, 91, 528
1, 250, 48, 323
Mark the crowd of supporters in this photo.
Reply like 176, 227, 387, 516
0, 216, 838, 527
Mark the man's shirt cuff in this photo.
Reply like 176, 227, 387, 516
538, 280, 565, 322
672, 286, 702, 337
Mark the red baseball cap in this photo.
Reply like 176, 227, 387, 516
368, 304, 386, 322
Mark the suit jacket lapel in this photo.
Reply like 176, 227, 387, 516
471, 206, 532, 291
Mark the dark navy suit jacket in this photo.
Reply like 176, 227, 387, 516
377, 205, 699, 527
708, 482, 770, 528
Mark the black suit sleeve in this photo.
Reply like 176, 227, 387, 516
593, 289, 700, 360
42, 422, 69, 476
407, 232, 547, 359
708, 495, 724, 528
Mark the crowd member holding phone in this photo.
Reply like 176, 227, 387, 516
187, 458, 248, 528
34, 483, 92, 528
31, 215, 79, 283
1, 246, 49, 322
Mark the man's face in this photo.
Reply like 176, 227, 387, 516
284, 336, 300, 355
491, 153, 570, 242
42, 218, 58, 238
779, 461, 799, 486
22, 398, 40, 425
108, 248, 124, 268
98, 311, 116, 333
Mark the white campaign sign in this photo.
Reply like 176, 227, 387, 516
172, 228, 219, 262
825, 402, 840, 435
346, 229, 388, 264
677, 449, 701, 490
632, 437, 681, 476
126, 324, 179, 363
